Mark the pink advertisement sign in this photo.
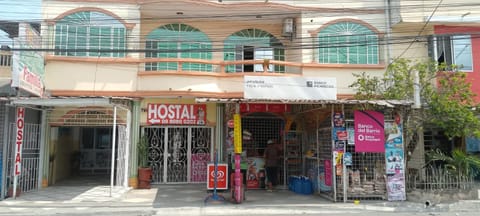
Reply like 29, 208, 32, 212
324, 160, 332, 186
354, 110, 385, 153
191, 153, 211, 182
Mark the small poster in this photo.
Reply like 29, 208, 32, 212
347, 127, 355, 145
344, 152, 352, 166
387, 174, 406, 201
324, 160, 332, 186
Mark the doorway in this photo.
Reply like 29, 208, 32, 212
143, 126, 213, 184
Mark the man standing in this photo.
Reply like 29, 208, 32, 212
264, 139, 279, 192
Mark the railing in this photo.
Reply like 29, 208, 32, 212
140, 58, 303, 74
0, 51, 12, 67
406, 165, 476, 192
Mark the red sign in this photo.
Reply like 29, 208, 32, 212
147, 104, 206, 125
207, 163, 228, 190
227, 119, 234, 128
14, 107, 25, 176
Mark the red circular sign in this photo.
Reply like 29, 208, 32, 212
227, 119, 234, 128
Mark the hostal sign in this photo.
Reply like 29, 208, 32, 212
147, 104, 206, 125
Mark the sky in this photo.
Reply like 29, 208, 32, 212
0, 0, 41, 46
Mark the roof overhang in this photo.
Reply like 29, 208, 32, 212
195, 98, 413, 108
10, 97, 113, 107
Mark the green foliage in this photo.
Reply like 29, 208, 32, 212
137, 135, 150, 168
426, 148, 480, 178
349, 58, 480, 139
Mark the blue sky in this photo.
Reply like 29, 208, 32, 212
0, 0, 41, 46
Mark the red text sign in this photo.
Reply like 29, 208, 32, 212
14, 107, 25, 176
147, 104, 206, 125
207, 163, 228, 190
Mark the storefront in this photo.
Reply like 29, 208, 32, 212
197, 97, 411, 201
1, 97, 131, 199
140, 98, 217, 184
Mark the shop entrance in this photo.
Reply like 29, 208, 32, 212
143, 126, 213, 184
240, 114, 285, 189
48, 126, 128, 187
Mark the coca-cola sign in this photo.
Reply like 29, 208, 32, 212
147, 104, 206, 125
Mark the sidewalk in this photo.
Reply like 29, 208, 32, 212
1, 184, 479, 215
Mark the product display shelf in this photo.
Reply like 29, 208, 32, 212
285, 131, 303, 178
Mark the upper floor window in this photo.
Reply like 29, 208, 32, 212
55, 11, 126, 57
145, 24, 212, 72
318, 22, 379, 64
435, 35, 473, 71
224, 29, 285, 73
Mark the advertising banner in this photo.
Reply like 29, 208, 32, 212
207, 163, 228, 190
191, 153, 211, 182
354, 110, 385, 153
385, 113, 406, 201
147, 104, 206, 125
244, 76, 337, 100
12, 23, 44, 97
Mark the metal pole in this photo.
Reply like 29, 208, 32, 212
124, 108, 131, 188
1, 104, 10, 200
110, 106, 117, 197
37, 109, 47, 189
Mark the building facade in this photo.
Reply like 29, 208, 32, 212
5, 0, 459, 201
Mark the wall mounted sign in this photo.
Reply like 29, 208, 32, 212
354, 110, 385, 153
147, 104, 206, 125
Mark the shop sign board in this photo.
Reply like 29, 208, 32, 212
147, 104, 206, 125
354, 110, 385, 153
207, 163, 228, 190
244, 76, 336, 100
12, 23, 44, 97
14, 107, 25, 177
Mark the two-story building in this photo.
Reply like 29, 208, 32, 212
2, 0, 421, 202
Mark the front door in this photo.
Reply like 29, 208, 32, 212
144, 126, 212, 184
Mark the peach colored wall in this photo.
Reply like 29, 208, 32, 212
399, 0, 480, 23
45, 62, 138, 92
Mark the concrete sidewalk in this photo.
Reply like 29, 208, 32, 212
1, 184, 479, 215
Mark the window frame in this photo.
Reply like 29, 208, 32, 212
54, 11, 126, 58
317, 22, 379, 65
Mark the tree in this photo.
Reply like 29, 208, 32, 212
349, 58, 480, 139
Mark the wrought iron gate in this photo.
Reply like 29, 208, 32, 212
4, 122, 41, 194
143, 126, 213, 184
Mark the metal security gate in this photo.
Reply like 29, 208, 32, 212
143, 126, 213, 184
5, 122, 41, 194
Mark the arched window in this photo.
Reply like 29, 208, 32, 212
55, 11, 126, 57
145, 24, 212, 72
224, 29, 284, 73
318, 22, 379, 64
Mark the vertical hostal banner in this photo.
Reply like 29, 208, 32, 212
354, 110, 385, 153
13, 107, 25, 197
385, 113, 406, 201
